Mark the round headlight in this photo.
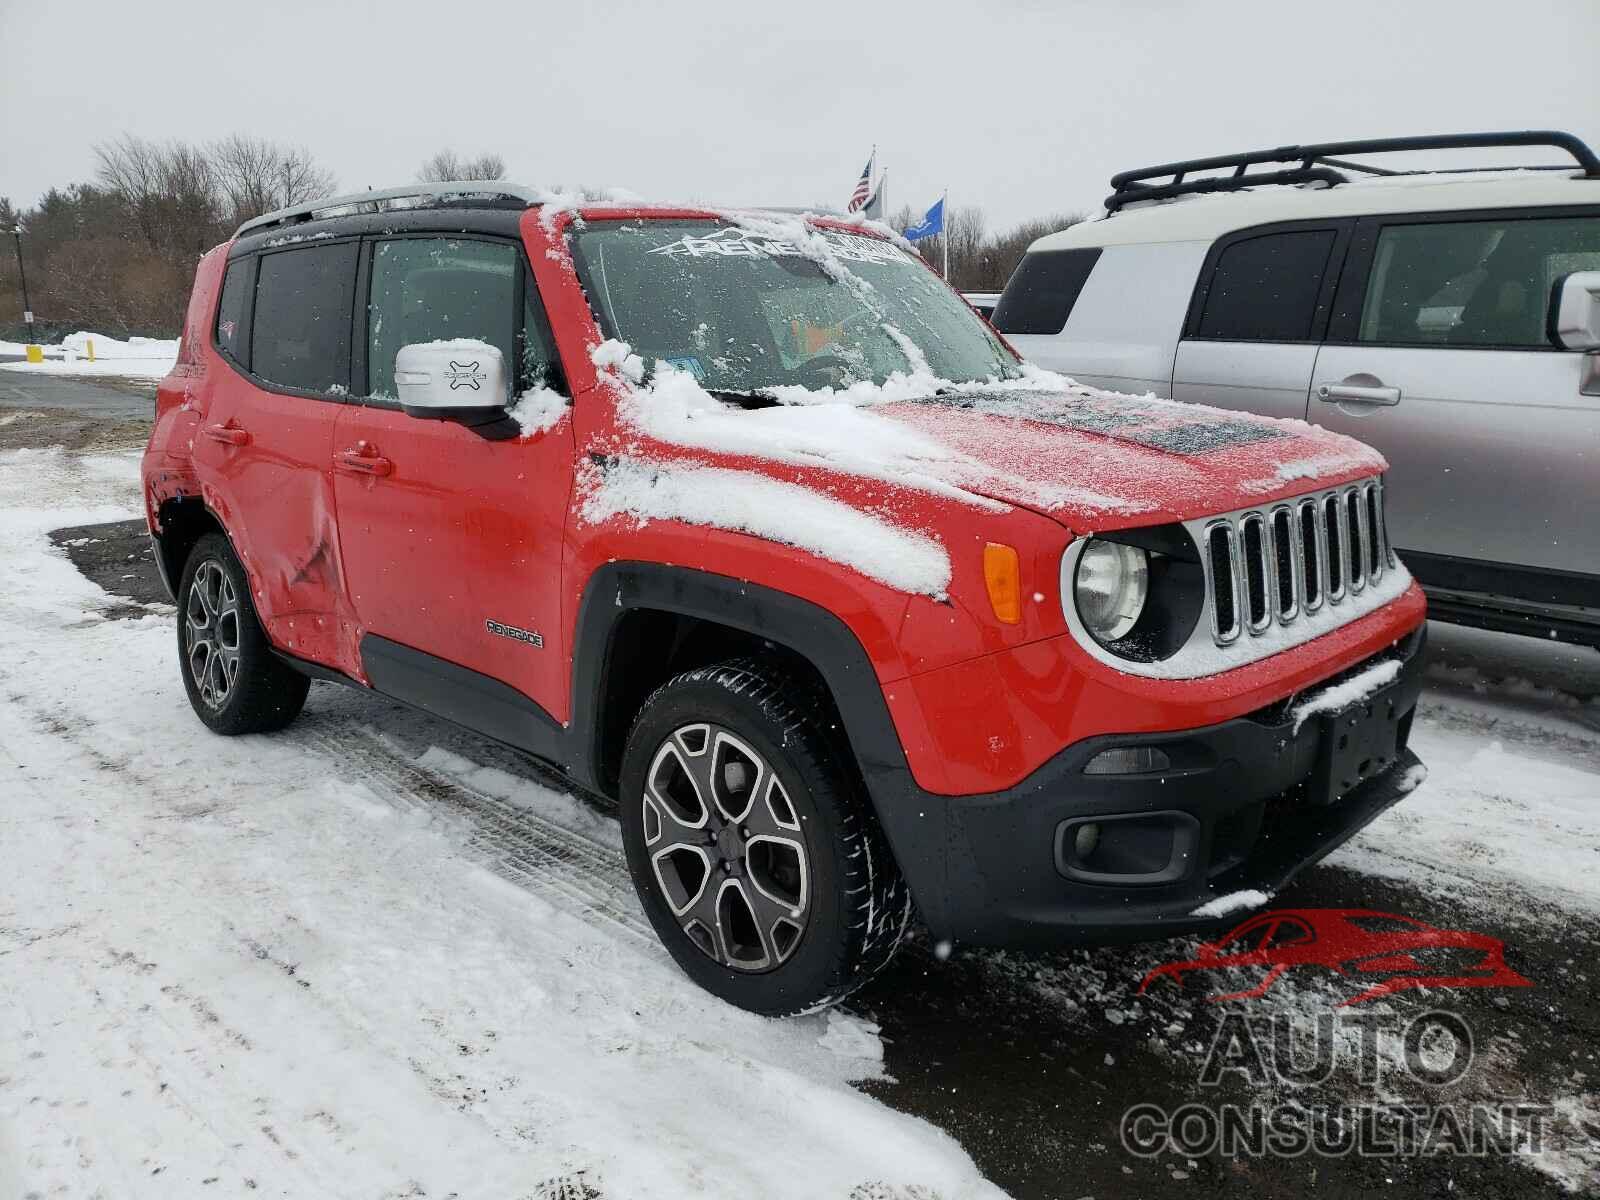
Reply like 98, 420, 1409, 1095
1074, 540, 1149, 643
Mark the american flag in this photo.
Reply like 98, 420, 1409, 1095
846, 152, 874, 213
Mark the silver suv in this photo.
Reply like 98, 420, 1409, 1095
996, 132, 1600, 647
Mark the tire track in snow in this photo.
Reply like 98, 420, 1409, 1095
293, 721, 655, 948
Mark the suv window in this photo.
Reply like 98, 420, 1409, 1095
1359, 215, 1600, 347
215, 257, 252, 365
251, 242, 358, 393
1195, 229, 1337, 342
992, 248, 1102, 335
367, 237, 521, 401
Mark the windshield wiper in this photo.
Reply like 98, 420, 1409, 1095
706, 389, 783, 410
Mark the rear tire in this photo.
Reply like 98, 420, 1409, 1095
620, 657, 913, 1016
176, 532, 309, 735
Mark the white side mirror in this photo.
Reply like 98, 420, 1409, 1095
394, 340, 507, 417
1551, 271, 1600, 351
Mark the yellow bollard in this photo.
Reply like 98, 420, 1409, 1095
25, 345, 43, 363
85, 338, 95, 362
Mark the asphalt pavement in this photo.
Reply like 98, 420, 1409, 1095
0, 355, 157, 421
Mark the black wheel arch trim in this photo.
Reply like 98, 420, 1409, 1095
567, 562, 950, 917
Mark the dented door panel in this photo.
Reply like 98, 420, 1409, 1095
191, 368, 353, 673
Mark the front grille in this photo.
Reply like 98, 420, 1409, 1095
1203, 479, 1394, 646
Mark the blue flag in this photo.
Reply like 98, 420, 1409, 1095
904, 197, 944, 242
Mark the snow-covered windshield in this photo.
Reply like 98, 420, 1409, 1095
568, 220, 1020, 396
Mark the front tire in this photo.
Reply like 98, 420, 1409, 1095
176, 532, 309, 735
620, 658, 913, 1016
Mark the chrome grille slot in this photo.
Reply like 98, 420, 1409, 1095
1240, 513, 1272, 633
1271, 506, 1298, 621
1299, 498, 1323, 612
1206, 522, 1240, 644
1364, 482, 1384, 580
1346, 488, 1368, 593
1324, 493, 1346, 601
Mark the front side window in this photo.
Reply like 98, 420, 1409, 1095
1359, 215, 1600, 348
567, 221, 1020, 395
251, 242, 358, 393
366, 237, 521, 401
1196, 229, 1337, 342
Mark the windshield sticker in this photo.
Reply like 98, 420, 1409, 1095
662, 356, 707, 380
648, 226, 907, 266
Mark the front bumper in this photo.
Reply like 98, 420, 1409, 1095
876, 626, 1427, 947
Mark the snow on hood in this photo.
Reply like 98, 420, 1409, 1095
592, 342, 1385, 531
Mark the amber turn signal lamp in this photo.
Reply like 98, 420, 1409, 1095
983, 542, 1023, 624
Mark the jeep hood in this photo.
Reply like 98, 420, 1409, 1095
872, 387, 1388, 530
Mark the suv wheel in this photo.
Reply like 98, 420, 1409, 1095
620, 658, 913, 1016
177, 532, 309, 735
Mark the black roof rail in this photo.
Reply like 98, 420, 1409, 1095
1104, 131, 1600, 213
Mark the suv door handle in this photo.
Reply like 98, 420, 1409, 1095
202, 423, 251, 446
1318, 383, 1401, 406
335, 448, 393, 478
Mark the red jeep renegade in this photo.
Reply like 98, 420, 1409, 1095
143, 184, 1428, 1015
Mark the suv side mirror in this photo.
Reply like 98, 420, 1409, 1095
394, 340, 507, 418
1550, 271, 1600, 351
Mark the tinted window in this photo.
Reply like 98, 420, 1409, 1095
992, 248, 1102, 335
366, 237, 520, 400
1196, 229, 1336, 341
1359, 216, 1600, 347
215, 258, 252, 365
251, 242, 357, 393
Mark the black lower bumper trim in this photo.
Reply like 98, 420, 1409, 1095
873, 626, 1428, 947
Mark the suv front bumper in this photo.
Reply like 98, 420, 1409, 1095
877, 626, 1427, 947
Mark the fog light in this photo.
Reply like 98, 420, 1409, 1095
1074, 822, 1100, 859
1083, 746, 1172, 776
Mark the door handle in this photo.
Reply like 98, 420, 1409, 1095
202, 423, 251, 446
1317, 383, 1401, 406
336, 448, 393, 478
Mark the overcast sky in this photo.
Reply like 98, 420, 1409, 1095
3, 0, 1597, 231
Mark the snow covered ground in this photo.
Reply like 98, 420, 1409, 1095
3, 442, 1598, 1197
0, 447, 999, 1199
0, 331, 178, 379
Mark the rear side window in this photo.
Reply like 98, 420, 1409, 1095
1194, 229, 1337, 341
215, 258, 252, 365
992, 248, 1101, 335
251, 242, 358, 394
1358, 215, 1600, 347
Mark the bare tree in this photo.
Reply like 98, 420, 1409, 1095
416, 150, 507, 182
94, 134, 218, 250
981, 211, 1086, 290
210, 135, 337, 225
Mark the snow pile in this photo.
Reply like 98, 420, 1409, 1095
1190, 889, 1273, 919
1289, 657, 1404, 732
581, 458, 953, 597
1, 330, 179, 379
509, 385, 568, 437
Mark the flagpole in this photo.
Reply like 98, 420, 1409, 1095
941, 189, 949, 282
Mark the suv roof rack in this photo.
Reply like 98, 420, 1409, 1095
234, 180, 548, 238
1104, 131, 1600, 213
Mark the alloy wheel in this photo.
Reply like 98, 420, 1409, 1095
184, 559, 241, 710
642, 723, 811, 972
